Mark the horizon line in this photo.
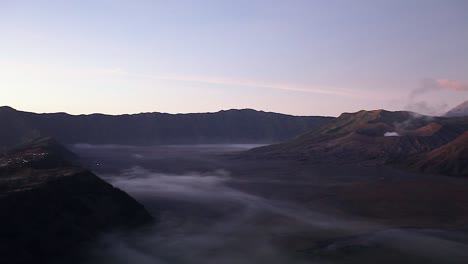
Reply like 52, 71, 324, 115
1, 105, 448, 118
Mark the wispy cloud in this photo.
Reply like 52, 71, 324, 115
94, 67, 128, 75
95, 67, 356, 97
138, 73, 354, 97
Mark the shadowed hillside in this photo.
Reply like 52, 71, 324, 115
408, 132, 468, 176
0, 138, 154, 263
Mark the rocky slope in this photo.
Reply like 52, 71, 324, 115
408, 132, 468, 176
246, 110, 468, 176
0, 138, 153, 263
0, 106, 333, 149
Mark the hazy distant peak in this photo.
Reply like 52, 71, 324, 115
445, 100, 468, 117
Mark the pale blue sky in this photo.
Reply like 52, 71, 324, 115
0, 0, 467, 116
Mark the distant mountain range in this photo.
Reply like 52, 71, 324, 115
2, 106, 466, 177
247, 109, 468, 177
0, 106, 332, 150
445, 100, 468, 117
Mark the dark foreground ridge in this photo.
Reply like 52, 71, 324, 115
246, 110, 468, 177
0, 138, 154, 264
0, 106, 333, 149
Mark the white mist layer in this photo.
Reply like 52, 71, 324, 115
82, 166, 468, 264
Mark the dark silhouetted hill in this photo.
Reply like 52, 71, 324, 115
0, 138, 153, 263
0, 107, 333, 149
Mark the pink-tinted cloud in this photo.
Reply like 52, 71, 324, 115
435, 79, 468, 91
410, 78, 468, 100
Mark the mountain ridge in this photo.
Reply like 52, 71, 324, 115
0, 106, 333, 149
0, 106, 332, 118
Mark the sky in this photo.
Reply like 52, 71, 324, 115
0, 0, 467, 117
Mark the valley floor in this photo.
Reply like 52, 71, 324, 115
73, 144, 468, 264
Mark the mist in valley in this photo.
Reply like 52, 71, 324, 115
72, 145, 468, 264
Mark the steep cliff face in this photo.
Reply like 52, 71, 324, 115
0, 107, 333, 148
0, 138, 154, 263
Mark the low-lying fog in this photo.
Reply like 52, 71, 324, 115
73, 145, 468, 264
